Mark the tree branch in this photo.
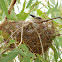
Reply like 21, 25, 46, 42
4, 0, 16, 21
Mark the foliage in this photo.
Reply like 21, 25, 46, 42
0, 0, 62, 62
1, 43, 35, 62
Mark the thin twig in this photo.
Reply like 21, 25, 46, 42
0, 48, 9, 56
4, 0, 16, 21
8, 0, 16, 14
36, 31, 45, 58
5, 27, 22, 44
32, 22, 45, 58
34, 16, 62, 23
18, 23, 23, 46
33, 28, 45, 58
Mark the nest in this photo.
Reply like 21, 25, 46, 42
0, 20, 56, 54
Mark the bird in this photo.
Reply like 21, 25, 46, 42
29, 14, 43, 22
29, 14, 62, 23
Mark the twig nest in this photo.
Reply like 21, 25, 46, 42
0, 20, 56, 54
23, 21, 55, 54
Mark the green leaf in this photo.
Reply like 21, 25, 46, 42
37, 9, 43, 16
54, 38, 59, 48
50, 0, 55, 5
54, 49, 58, 62
0, 37, 3, 41
19, 55, 24, 62
1, 48, 19, 62
55, 1, 58, 9
0, 9, 3, 20
19, 43, 29, 53
55, 36, 62, 48
21, 0, 26, 12
16, 12, 28, 20
18, 43, 29, 57
18, 44, 35, 62
6, 40, 17, 47
18, 48, 26, 57
0, 0, 9, 19
5, 0, 11, 5
48, 1, 50, 8
17, 0, 21, 3
0, 31, 2, 35
4, 0, 11, 7
18, 49, 35, 62
23, 56, 30, 62
30, 57, 34, 62
29, 1, 41, 11
41, 3, 48, 9
9, 10, 18, 21
2, 54, 7, 57
34, 58, 41, 62
37, 9, 48, 19
59, 59, 62, 62
18, 48, 35, 62
27, 52, 35, 58
36, 54, 47, 62
8, 60, 14, 62
51, 45, 58, 62
26, 0, 33, 8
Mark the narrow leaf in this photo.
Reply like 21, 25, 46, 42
23, 56, 30, 62
21, 0, 26, 12
36, 54, 47, 62
30, 57, 34, 62
1, 48, 19, 62
18, 48, 26, 57
55, 1, 58, 8
26, 0, 33, 8
54, 49, 58, 62
50, 0, 55, 5
55, 36, 62, 48
19, 43, 29, 53
47, 1, 50, 8
51, 45, 58, 62
59, 59, 62, 62
27, 52, 35, 58
34, 58, 41, 62
0, 0, 9, 19
29, 2, 41, 11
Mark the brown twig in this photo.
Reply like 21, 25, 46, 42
4, 0, 16, 21
36, 30, 45, 58
18, 23, 23, 46
34, 17, 62, 23
31, 23, 45, 58
0, 48, 9, 56
8, 0, 16, 14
